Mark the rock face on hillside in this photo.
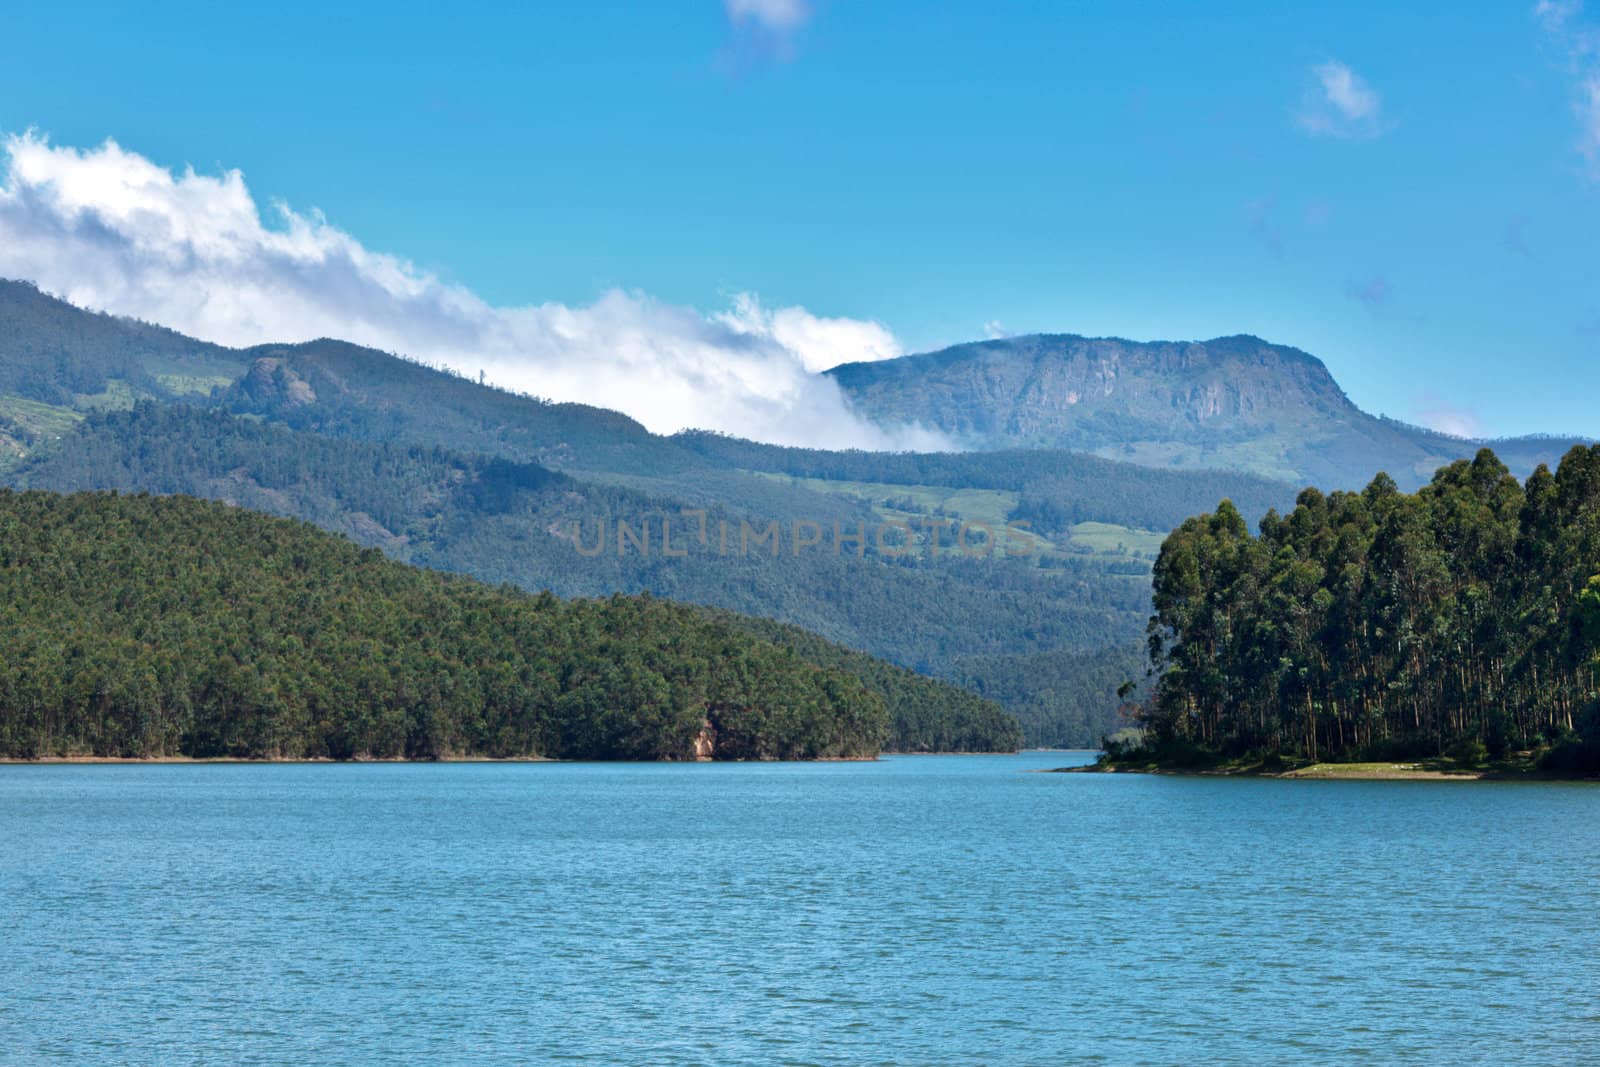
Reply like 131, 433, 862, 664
832, 334, 1349, 442
829, 334, 1585, 489
236, 357, 318, 408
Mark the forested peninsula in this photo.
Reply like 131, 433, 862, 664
1101, 447, 1600, 777
0, 490, 1014, 761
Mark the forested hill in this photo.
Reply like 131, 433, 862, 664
9, 404, 1140, 747
1132, 446, 1600, 774
0, 490, 1010, 762
827, 333, 1585, 489
0, 279, 680, 476
0, 279, 244, 407
696, 608, 1023, 753
223, 338, 692, 477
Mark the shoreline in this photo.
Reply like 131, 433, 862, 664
0, 755, 558, 766
0, 751, 1011, 766
1059, 758, 1596, 782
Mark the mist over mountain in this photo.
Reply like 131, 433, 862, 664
0, 134, 931, 451
829, 334, 1586, 490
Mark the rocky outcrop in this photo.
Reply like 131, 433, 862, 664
692, 719, 716, 761
829, 334, 1353, 444
235, 358, 317, 409
828, 333, 1584, 489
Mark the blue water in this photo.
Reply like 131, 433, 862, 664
2, 753, 1598, 1065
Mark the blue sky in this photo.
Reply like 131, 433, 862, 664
2, 0, 1598, 439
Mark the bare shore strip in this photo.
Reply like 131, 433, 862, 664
0, 753, 889, 765
0, 755, 555, 765
1056, 756, 1594, 781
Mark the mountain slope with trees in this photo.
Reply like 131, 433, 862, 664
7, 408, 1028, 753
9, 404, 1145, 746
0, 490, 911, 761
696, 609, 1025, 753
0, 278, 245, 407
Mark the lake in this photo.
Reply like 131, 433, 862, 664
2, 753, 1597, 1065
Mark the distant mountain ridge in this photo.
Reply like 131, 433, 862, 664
828, 333, 1586, 489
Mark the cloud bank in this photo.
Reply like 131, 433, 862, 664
716, 292, 901, 372
1296, 61, 1388, 139
0, 132, 940, 450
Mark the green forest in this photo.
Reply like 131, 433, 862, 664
697, 608, 1024, 752
1128, 447, 1600, 773
9, 403, 1140, 745
0, 490, 1020, 761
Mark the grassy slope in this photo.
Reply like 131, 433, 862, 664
0, 396, 86, 470
753, 471, 1163, 572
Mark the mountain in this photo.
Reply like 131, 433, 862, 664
0, 278, 678, 476
0, 279, 245, 405
0, 278, 246, 462
828, 333, 1587, 489
24, 278, 1549, 748
222, 338, 694, 477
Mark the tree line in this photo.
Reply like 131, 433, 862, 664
1136, 447, 1600, 771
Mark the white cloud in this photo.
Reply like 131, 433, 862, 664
1296, 61, 1388, 139
982, 320, 1009, 340
1537, 0, 1584, 28
0, 132, 944, 451
1413, 394, 1484, 439
725, 0, 811, 31
1538, 0, 1580, 17
1536, 0, 1600, 174
716, 292, 901, 372
1582, 75, 1600, 164
720, 0, 812, 67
